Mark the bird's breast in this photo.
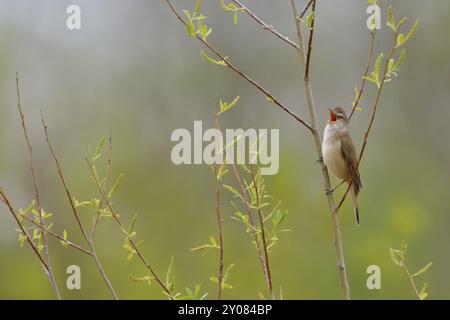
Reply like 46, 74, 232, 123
322, 133, 347, 180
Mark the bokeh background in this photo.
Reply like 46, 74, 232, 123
0, 0, 449, 299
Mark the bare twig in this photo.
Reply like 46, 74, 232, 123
213, 165, 224, 299
213, 116, 224, 300
291, 0, 351, 299
251, 171, 274, 300
231, 0, 299, 49
165, 0, 313, 132
15, 74, 61, 299
41, 113, 119, 300
86, 158, 173, 299
299, 0, 314, 20
349, 30, 377, 120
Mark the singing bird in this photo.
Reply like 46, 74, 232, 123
322, 107, 362, 225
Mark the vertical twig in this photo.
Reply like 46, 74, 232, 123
213, 116, 224, 300
290, 0, 351, 299
251, 170, 274, 300
41, 113, 119, 300
231, 164, 270, 290
89, 130, 113, 241
15, 73, 61, 299
213, 165, 224, 299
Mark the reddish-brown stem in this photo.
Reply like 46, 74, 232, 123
214, 165, 224, 300
0, 189, 51, 276
231, 164, 269, 289
251, 171, 274, 300
15, 74, 61, 299
41, 114, 119, 300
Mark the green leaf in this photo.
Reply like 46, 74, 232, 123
411, 262, 433, 278
193, 0, 203, 16
404, 19, 420, 43
60, 229, 69, 248
419, 283, 428, 300
108, 173, 124, 199
166, 257, 175, 292
200, 50, 227, 66
401, 240, 408, 254
305, 11, 315, 29
396, 33, 405, 48
374, 53, 383, 78
130, 274, 154, 285
395, 48, 407, 70
387, 5, 395, 31
218, 96, 240, 115
389, 248, 403, 267
93, 136, 106, 159
396, 17, 408, 30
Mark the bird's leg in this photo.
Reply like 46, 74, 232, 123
325, 180, 346, 195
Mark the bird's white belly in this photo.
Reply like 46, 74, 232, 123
322, 139, 347, 179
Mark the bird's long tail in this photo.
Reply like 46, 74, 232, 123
349, 183, 360, 226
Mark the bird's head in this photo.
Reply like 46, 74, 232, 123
328, 107, 349, 129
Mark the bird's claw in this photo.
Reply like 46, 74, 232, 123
325, 187, 335, 195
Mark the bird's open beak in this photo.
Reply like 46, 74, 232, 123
328, 108, 337, 124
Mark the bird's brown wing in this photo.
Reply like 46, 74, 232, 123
340, 132, 362, 194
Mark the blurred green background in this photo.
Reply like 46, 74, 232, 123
0, 0, 449, 299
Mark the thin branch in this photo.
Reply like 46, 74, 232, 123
15, 74, 61, 299
349, 29, 377, 120
299, 0, 315, 20
251, 171, 274, 300
213, 165, 224, 299
41, 113, 119, 300
230, 164, 270, 289
90, 130, 113, 241
291, 0, 351, 299
165, 0, 313, 132
403, 263, 421, 299
213, 116, 224, 300
336, 29, 399, 213
0, 195, 93, 256
22, 214, 93, 256
304, 0, 316, 79
86, 158, 173, 299
0, 189, 51, 275
231, 0, 299, 50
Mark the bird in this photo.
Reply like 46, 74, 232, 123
322, 106, 362, 225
